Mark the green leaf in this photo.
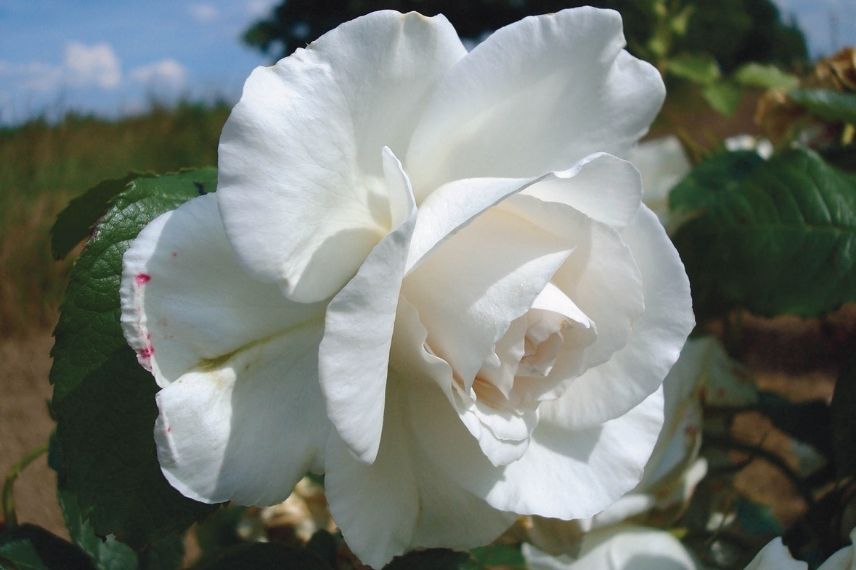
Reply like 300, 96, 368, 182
0, 525, 95, 570
666, 53, 721, 84
669, 151, 765, 216
137, 536, 183, 570
194, 507, 247, 564
702, 81, 743, 116
831, 353, 856, 478
384, 549, 469, 570
50, 174, 138, 260
789, 88, 856, 124
58, 487, 137, 570
734, 63, 799, 90
465, 544, 525, 569
193, 543, 333, 570
50, 169, 218, 549
58, 485, 183, 570
673, 149, 856, 320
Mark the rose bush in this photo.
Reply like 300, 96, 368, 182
119, 7, 693, 567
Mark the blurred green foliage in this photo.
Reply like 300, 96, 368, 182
243, 0, 808, 72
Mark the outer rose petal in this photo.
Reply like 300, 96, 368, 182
155, 324, 326, 505
119, 194, 328, 505
218, 10, 466, 302
120, 193, 323, 386
542, 206, 694, 429
411, 362, 665, 519
523, 525, 698, 570
319, 149, 416, 463
521, 153, 642, 229
629, 136, 691, 226
406, 7, 665, 198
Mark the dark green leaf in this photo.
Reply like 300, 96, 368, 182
666, 53, 721, 85
50, 174, 138, 260
194, 507, 247, 564
58, 485, 183, 570
193, 543, 333, 570
831, 353, 856, 478
384, 549, 469, 570
0, 525, 94, 570
669, 151, 765, 216
790, 89, 856, 124
734, 63, 799, 90
137, 536, 183, 570
702, 81, 743, 116
58, 487, 137, 570
466, 544, 525, 568
50, 169, 218, 549
673, 149, 856, 320
734, 496, 783, 537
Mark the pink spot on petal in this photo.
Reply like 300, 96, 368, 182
138, 346, 155, 359
166, 425, 172, 433
171, 251, 177, 258
135, 273, 151, 286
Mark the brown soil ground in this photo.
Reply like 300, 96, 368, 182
0, 332, 65, 536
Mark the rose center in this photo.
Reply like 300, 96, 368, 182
471, 282, 597, 412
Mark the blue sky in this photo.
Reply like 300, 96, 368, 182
0, 0, 278, 123
0, 0, 853, 125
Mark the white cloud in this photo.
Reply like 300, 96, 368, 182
0, 59, 64, 92
131, 59, 187, 91
189, 3, 219, 23
64, 42, 121, 89
246, 0, 277, 17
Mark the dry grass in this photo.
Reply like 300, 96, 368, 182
0, 101, 229, 338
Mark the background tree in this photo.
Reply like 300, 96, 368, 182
242, 0, 808, 72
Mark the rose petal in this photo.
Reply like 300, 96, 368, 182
502, 194, 644, 383
120, 193, 323, 386
542, 206, 694, 429
404, 202, 584, 388
412, 372, 665, 519
406, 7, 665, 197
155, 322, 327, 505
218, 11, 465, 302
629, 136, 691, 225
523, 524, 698, 570
318, 148, 416, 464
521, 153, 643, 229
325, 369, 514, 569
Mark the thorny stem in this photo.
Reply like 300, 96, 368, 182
2, 442, 49, 530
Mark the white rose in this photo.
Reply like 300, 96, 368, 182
523, 524, 699, 570
746, 529, 856, 570
120, 7, 694, 567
